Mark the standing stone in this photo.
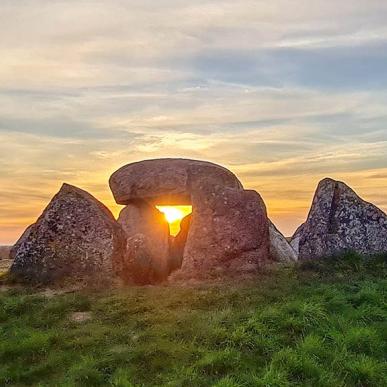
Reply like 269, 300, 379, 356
292, 178, 387, 259
10, 183, 126, 283
181, 186, 270, 278
124, 234, 168, 285
118, 201, 170, 284
269, 221, 298, 263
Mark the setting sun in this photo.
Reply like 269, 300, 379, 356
156, 206, 192, 236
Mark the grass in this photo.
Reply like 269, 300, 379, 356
0, 252, 386, 386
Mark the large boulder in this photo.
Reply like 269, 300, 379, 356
109, 158, 242, 205
10, 184, 126, 283
180, 186, 270, 278
118, 201, 170, 283
292, 178, 387, 259
269, 221, 298, 263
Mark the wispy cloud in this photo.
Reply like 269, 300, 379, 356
0, 0, 387, 243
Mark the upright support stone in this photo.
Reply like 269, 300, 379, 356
181, 186, 270, 278
118, 201, 170, 284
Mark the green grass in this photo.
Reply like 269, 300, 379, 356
0, 252, 386, 386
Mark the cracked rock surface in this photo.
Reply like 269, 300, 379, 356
292, 178, 387, 259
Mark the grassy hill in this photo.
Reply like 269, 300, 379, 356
0, 253, 386, 386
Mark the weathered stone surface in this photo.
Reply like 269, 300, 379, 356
109, 158, 243, 205
10, 184, 126, 283
292, 178, 387, 259
10, 224, 34, 261
110, 158, 271, 280
169, 213, 192, 272
180, 186, 270, 278
118, 201, 170, 283
123, 233, 169, 285
289, 223, 304, 255
269, 221, 298, 263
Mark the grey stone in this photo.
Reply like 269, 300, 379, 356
269, 221, 298, 263
10, 183, 126, 283
292, 178, 387, 259
10, 224, 34, 261
289, 223, 304, 255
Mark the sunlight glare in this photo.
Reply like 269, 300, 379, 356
156, 205, 192, 236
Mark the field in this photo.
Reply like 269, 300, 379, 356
0, 253, 386, 386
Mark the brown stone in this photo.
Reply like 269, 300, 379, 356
109, 158, 242, 205
124, 233, 170, 284
181, 186, 270, 278
118, 201, 170, 283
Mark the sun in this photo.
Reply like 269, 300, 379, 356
156, 206, 192, 236
157, 206, 186, 223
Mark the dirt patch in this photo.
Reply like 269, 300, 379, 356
70, 311, 92, 323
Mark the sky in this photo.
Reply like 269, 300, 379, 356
1, 0, 387, 244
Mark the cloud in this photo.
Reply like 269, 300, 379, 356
0, 0, 387, 243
